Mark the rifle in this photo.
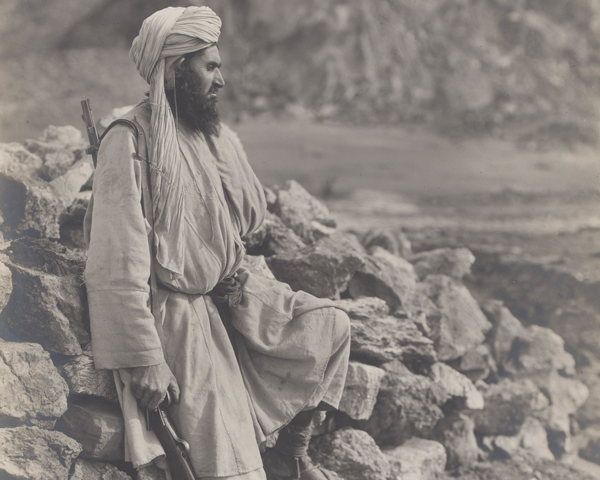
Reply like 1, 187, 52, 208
146, 392, 197, 480
80, 99, 100, 167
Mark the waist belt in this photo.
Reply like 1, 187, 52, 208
208, 275, 243, 310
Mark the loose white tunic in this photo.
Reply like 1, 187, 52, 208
84, 102, 349, 478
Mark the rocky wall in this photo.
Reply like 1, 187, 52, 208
0, 124, 595, 479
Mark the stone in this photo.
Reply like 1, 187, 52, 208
333, 296, 389, 320
503, 325, 576, 378
70, 458, 132, 480
309, 427, 392, 480
0, 142, 43, 176
493, 417, 554, 461
0, 261, 11, 314
270, 179, 336, 243
0, 426, 82, 480
350, 315, 436, 370
339, 361, 386, 421
383, 438, 446, 480
580, 435, 600, 465
429, 362, 484, 410
409, 247, 475, 281
363, 361, 446, 445
25, 125, 87, 180
453, 344, 498, 383
2, 238, 89, 355
535, 372, 589, 456
241, 254, 276, 280
471, 379, 549, 436
60, 190, 91, 226
50, 158, 95, 208
0, 340, 69, 428
267, 235, 364, 298
137, 464, 168, 480
244, 211, 306, 257
0, 158, 93, 238
347, 246, 418, 312
55, 397, 125, 461
482, 299, 527, 368
434, 414, 478, 470
60, 190, 92, 249
420, 274, 492, 362
361, 227, 413, 258
56, 345, 118, 403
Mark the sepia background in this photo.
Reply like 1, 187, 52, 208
0, 1, 600, 479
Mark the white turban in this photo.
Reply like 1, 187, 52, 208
128, 7, 221, 275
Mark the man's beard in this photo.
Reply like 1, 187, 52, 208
166, 63, 221, 137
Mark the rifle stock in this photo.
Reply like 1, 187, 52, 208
146, 392, 197, 480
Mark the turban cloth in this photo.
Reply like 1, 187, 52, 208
129, 7, 221, 275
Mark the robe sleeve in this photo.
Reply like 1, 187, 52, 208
84, 125, 165, 370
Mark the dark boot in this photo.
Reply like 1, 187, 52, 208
262, 424, 337, 480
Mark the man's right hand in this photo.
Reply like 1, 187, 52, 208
130, 362, 181, 411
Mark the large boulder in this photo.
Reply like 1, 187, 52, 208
451, 343, 498, 383
309, 427, 392, 480
0, 157, 93, 238
535, 372, 589, 456
267, 234, 364, 298
55, 397, 125, 461
362, 361, 446, 445
350, 315, 436, 371
0, 142, 43, 176
347, 246, 418, 312
0, 340, 69, 429
24, 125, 87, 180
244, 211, 306, 257
59, 190, 91, 249
492, 416, 554, 461
339, 361, 386, 421
408, 247, 475, 281
383, 437, 446, 480
428, 362, 484, 410
503, 325, 576, 379
361, 227, 413, 258
55, 344, 118, 403
0, 426, 82, 480
137, 464, 168, 480
419, 274, 492, 361
240, 254, 276, 280
482, 299, 527, 368
580, 433, 600, 466
470, 379, 549, 436
1, 238, 89, 355
333, 296, 389, 320
0, 261, 11, 314
70, 458, 132, 480
269, 180, 336, 243
434, 414, 478, 471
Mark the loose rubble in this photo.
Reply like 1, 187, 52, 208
0, 125, 597, 479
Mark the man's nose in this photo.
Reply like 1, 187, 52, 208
213, 69, 225, 88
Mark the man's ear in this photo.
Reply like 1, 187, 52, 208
173, 57, 186, 73
164, 56, 186, 90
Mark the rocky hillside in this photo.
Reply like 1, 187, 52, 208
2, 0, 599, 145
0, 125, 598, 479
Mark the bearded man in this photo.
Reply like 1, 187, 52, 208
84, 6, 350, 480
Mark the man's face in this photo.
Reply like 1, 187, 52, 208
187, 45, 225, 100
170, 44, 224, 137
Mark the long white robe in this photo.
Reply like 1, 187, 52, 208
84, 102, 350, 478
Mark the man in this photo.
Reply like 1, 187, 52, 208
84, 6, 350, 480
